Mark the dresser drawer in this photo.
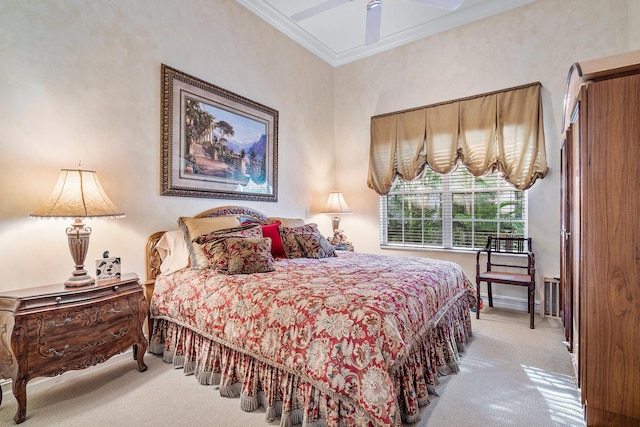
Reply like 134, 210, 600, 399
32, 297, 134, 351
23, 291, 141, 376
14, 280, 140, 313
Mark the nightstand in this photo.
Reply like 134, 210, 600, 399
0, 273, 148, 424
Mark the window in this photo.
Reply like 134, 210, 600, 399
380, 166, 527, 250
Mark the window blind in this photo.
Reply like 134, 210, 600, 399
380, 167, 527, 250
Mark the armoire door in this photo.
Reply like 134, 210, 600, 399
583, 72, 640, 424
560, 138, 572, 350
566, 91, 584, 387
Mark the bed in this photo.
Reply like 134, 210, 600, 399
145, 206, 476, 427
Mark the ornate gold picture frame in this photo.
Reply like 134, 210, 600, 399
161, 64, 278, 201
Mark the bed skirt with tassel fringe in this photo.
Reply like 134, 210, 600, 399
149, 296, 472, 427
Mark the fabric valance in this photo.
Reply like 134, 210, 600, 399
367, 83, 547, 195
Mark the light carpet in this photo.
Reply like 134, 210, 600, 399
0, 308, 585, 426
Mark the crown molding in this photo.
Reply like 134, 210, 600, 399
236, 0, 537, 67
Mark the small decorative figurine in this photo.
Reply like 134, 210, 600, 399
96, 250, 121, 281
327, 229, 354, 251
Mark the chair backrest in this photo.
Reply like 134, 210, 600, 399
485, 236, 532, 254
479, 236, 534, 274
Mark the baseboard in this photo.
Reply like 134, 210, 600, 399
479, 292, 541, 313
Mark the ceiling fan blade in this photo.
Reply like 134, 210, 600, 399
405, 0, 464, 10
291, 0, 351, 21
365, 2, 382, 45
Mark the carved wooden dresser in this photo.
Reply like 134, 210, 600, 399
0, 273, 148, 424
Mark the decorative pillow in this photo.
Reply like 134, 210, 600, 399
156, 231, 190, 274
293, 227, 337, 259
240, 220, 287, 258
268, 217, 306, 227
279, 226, 305, 258
260, 221, 287, 258
225, 237, 275, 275
280, 223, 336, 259
178, 216, 241, 269
195, 224, 263, 271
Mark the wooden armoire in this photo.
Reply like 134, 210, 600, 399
561, 50, 640, 426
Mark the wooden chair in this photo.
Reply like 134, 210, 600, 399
475, 237, 536, 329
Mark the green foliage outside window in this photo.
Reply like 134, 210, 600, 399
382, 166, 526, 250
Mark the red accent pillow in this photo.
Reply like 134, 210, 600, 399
242, 220, 287, 258
261, 221, 287, 258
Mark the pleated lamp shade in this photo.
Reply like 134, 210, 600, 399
322, 192, 352, 215
31, 169, 124, 219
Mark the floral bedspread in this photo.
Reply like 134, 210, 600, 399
150, 252, 475, 426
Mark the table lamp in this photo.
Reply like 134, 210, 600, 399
322, 192, 353, 249
322, 191, 352, 232
30, 167, 125, 287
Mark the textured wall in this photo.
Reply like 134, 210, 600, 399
0, 0, 335, 288
631, 0, 640, 50
332, 0, 631, 304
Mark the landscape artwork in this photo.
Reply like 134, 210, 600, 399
161, 64, 278, 201
184, 98, 268, 186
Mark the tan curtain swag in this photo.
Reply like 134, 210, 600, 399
396, 109, 427, 179
367, 82, 548, 195
459, 93, 497, 175
368, 114, 397, 195
426, 102, 459, 174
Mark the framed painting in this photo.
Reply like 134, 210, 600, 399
161, 64, 278, 201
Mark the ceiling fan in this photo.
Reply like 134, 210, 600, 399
291, 0, 464, 45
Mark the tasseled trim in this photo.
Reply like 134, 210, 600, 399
196, 371, 221, 385
417, 394, 430, 407
220, 382, 242, 398
402, 412, 423, 424
241, 394, 259, 412
302, 418, 326, 427
149, 341, 165, 355
149, 290, 473, 427
184, 360, 196, 376
288, 409, 305, 426
281, 413, 292, 427
266, 401, 283, 422
172, 355, 185, 369
162, 352, 173, 364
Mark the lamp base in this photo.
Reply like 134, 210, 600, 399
64, 218, 95, 288
331, 216, 341, 232
65, 273, 96, 287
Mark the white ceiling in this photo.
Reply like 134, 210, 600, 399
235, 0, 537, 66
